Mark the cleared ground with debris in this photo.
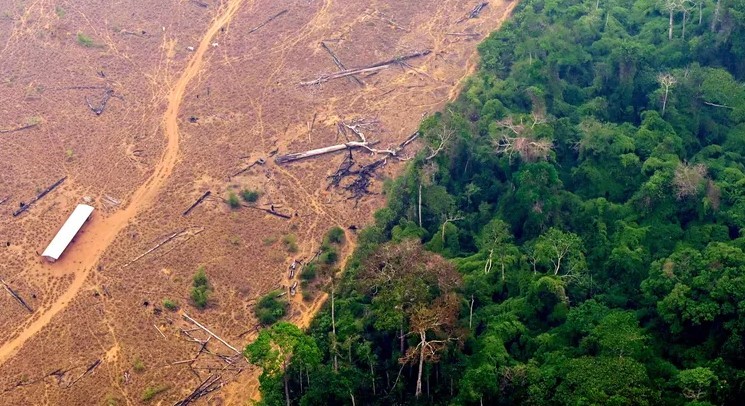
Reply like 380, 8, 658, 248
0, 0, 515, 403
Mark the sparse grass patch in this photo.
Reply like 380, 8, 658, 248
54, 6, 65, 17
141, 385, 169, 402
262, 235, 278, 246
254, 291, 287, 325
162, 299, 179, 311
133, 358, 145, 373
241, 189, 260, 203
282, 234, 298, 253
228, 235, 241, 246
76, 32, 95, 47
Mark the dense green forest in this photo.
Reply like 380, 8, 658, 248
245, 0, 745, 404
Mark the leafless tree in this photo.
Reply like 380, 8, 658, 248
673, 162, 708, 199
494, 114, 553, 162
658, 72, 677, 116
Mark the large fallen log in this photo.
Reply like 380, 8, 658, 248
182, 313, 242, 355
275, 140, 376, 164
0, 278, 33, 313
321, 41, 363, 86
300, 50, 431, 86
13, 176, 66, 217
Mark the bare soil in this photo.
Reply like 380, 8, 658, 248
0, 0, 516, 404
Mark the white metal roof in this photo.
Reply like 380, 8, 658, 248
42, 204, 94, 261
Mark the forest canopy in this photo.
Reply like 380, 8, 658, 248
246, 0, 745, 404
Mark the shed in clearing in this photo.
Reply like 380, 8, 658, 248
41, 204, 94, 262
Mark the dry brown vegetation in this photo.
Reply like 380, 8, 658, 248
0, 0, 516, 403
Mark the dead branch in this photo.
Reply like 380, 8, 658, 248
154, 324, 166, 339
0, 278, 33, 313
0, 122, 38, 134
123, 228, 204, 267
183, 191, 211, 216
183, 313, 242, 355
703, 101, 734, 109
445, 32, 481, 38
65, 359, 101, 388
321, 42, 363, 86
13, 176, 66, 217
85, 88, 120, 116
190, 0, 208, 8
369, 11, 410, 32
174, 374, 224, 406
300, 50, 431, 86
0, 196, 9, 206
243, 204, 291, 219
456, 2, 489, 23
229, 158, 265, 179
248, 9, 288, 34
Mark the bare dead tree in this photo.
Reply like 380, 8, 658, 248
400, 294, 461, 398
673, 162, 707, 199
658, 72, 677, 116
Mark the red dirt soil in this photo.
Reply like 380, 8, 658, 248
0, 0, 516, 404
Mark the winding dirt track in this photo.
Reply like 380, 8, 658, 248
0, 0, 246, 366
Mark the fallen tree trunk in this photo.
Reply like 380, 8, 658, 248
275, 141, 378, 164
248, 9, 288, 34
0, 122, 38, 134
183, 313, 242, 355
321, 42, 363, 86
183, 191, 211, 216
13, 176, 66, 217
243, 204, 291, 219
123, 229, 185, 267
0, 278, 33, 313
301, 50, 431, 86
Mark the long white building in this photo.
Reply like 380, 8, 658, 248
42, 204, 94, 262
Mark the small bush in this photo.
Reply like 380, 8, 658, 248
76, 32, 95, 47
300, 263, 317, 281
191, 267, 210, 309
283, 234, 298, 253
319, 248, 339, 265
162, 299, 179, 311
325, 227, 345, 244
254, 291, 287, 325
302, 290, 313, 302
241, 189, 260, 203
55, 6, 65, 17
141, 385, 169, 402
227, 192, 240, 209
133, 358, 145, 373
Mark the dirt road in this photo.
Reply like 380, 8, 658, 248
0, 0, 247, 366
